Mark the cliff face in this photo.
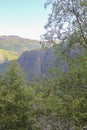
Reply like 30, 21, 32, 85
18, 48, 56, 81
18, 42, 84, 82
0, 40, 84, 82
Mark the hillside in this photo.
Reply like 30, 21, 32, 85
0, 35, 41, 62
0, 49, 18, 63
18, 48, 56, 81
18, 42, 85, 82
0, 35, 41, 55
0, 40, 84, 81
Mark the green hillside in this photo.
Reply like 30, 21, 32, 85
0, 35, 41, 62
0, 35, 41, 55
0, 49, 18, 62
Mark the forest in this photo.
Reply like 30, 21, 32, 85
0, 0, 87, 130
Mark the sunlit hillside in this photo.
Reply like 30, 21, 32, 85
0, 36, 41, 55
0, 49, 18, 62
0, 35, 41, 62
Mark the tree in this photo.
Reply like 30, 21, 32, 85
0, 63, 34, 130
56, 52, 87, 130
44, 0, 87, 48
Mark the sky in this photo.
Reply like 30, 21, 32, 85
0, 0, 49, 40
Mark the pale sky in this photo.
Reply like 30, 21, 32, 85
0, 0, 49, 40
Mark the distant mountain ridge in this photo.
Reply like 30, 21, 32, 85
0, 35, 41, 62
0, 35, 41, 55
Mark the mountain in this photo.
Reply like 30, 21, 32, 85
0, 46, 57, 79
18, 48, 56, 82
18, 42, 85, 82
0, 39, 84, 82
0, 35, 41, 74
0, 46, 58, 81
0, 49, 18, 63
0, 35, 41, 62
0, 35, 41, 55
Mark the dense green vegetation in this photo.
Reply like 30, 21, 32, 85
0, 49, 87, 130
44, 0, 87, 48
0, 1, 86, 129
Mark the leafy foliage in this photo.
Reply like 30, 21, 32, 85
44, 0, 87, 48
0, 47, 87, 130
0, 63, 34, 130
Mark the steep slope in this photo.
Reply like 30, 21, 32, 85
0, 41, 84, 82
18, 42, 84, 82
18, 47, 58, 82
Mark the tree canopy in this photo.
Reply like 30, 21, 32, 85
43, 0, 87, 48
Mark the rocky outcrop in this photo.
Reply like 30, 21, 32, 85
18, 48, 56, 81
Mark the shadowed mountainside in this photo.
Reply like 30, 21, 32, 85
18, 42, 85, 82
18, 48, 56, 81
